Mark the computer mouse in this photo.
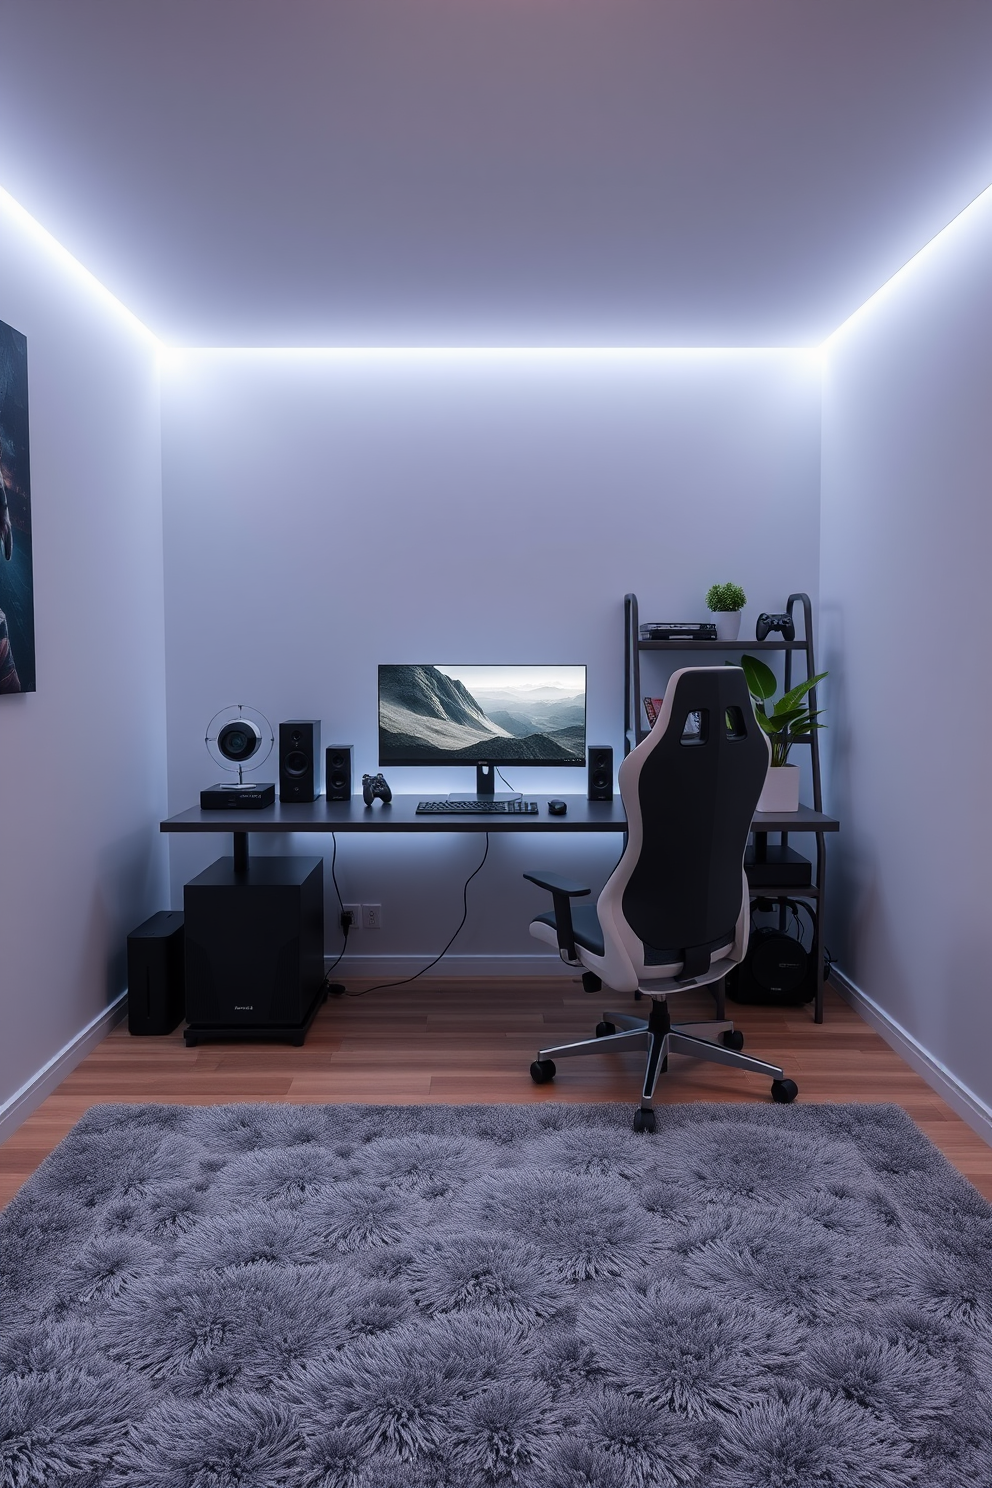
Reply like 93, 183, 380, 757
548, 799, 567, 815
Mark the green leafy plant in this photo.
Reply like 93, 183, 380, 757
705, 581, 747, 613
738, 654, 827, 768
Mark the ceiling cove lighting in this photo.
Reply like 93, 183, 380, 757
3, 180, 991, 357
0, 185, 161, 350
823, 180, 992, 350
160, 347, 821, 367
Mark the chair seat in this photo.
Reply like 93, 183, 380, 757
533, 905, 604, 956
534, 905, 733, 969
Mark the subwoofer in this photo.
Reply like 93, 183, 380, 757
587, 744, 614, 801
279, 720, 321, 802
183, 855, 325, 1042
325, 744, 353, 801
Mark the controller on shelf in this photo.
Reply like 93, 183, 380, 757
754, 611, 796, 642
362, 772, 393, 806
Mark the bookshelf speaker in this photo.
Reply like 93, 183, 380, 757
587, 745, 614, 801
279, 720, 321, 802
325, 745, 353, 801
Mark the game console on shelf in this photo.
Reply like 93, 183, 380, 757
639, 622, 717, 640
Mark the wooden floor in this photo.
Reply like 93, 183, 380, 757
2, 978, 990, 1207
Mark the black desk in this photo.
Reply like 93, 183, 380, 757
161, 795, 839, 1018
161, 795, 630, 850
161, 795, 837, 843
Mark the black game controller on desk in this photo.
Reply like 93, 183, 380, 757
755, 612, 796, 642
362, 772, 392, 806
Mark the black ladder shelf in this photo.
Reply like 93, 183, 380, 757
623, 591, 835, 1023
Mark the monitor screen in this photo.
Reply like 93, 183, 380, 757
379, 664, 587, 767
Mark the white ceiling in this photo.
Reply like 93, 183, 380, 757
2, 0, 991, 347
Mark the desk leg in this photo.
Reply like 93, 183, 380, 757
814, 835, 825, 1024
233, 832, 249, 876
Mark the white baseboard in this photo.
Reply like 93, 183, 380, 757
831, 966, 992, 1147
324, 953, 576, 980
0, 992, 129, 1144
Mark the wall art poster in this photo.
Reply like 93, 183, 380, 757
0, 319, 35, 694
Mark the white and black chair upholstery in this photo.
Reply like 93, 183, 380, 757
526, 666, 798, 1131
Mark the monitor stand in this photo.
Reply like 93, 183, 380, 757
449, 793, 519, 800
449, 762, 519, 802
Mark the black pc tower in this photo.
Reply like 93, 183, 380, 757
183, 855, 324, 1045
127, 910, 185, 1035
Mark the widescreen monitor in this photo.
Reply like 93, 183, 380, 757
378, 664, 586, 767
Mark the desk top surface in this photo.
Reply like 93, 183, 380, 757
161, 796, 839, 835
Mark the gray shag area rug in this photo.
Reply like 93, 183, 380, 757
2, 1102, 991, 1488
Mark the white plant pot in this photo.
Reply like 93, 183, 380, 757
757, 764, 800, 813
714, 611, 742, 641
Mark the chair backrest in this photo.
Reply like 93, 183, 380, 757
598, 667, 769, 982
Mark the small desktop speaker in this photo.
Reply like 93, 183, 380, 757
587, 745, 614, 801
127, 910, 185, 1035
279, 720, 321, 802
325, 745, 353, 801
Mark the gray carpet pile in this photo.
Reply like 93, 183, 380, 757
2, 1101, 991, 1488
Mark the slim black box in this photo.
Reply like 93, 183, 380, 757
127, 910, 185, 1035
744, 844, 812, 888
200, 782, 275, 810
183, 855, 324, 1044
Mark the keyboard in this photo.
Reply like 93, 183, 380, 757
416, 798, 539, 814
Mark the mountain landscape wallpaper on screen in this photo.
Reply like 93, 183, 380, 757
378, 664, 586, 764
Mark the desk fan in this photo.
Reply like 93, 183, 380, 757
200, 705, 276, 809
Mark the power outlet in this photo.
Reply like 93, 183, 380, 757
341, 904, 360, 930
362, 903, 382, 930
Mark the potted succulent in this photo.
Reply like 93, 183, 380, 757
706, 581, 747, 641
738, 653, 827, 812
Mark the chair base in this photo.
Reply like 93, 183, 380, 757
535, 996, 793, 1119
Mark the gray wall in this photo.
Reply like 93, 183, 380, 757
820, 189, 992, 1115
161, 348, 821, 975
0, 199, 168, 1116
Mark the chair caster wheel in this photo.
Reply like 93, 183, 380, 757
530, 1059, 556, 1084
632, 1107, 656, 1133
581, 972, 602, 993
771, 1078, 798, 1104
595, 1021, 616, 1038
721, 1029, 745, 1051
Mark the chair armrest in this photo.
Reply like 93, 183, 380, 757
522, 872, 591, 898
523, 871, 591, 964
